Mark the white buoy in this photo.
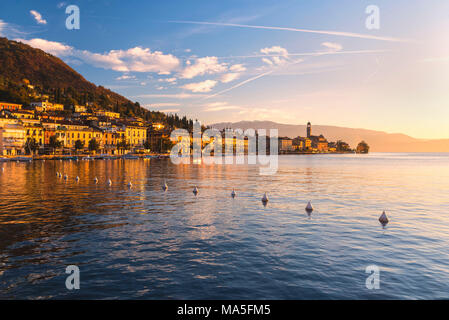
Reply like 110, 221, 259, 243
59, 173, 62, 178
63, 174, 68, 180
193, 186, 199, 195
56, 171, 59, 176
379, 211, 389, 225
231, 189, 236, 198
305, 201, 314, 213
162, 180, 168, 191
127, 181, 132, 188
75, 176, 80, 182
94, 177, 99, 184
107, 179, 112, 186
262, 192, 269, 204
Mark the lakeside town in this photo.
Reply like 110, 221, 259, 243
0, 79, 368, 160
0, 95, 369, 160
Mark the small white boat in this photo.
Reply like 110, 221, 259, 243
75, 176, 80, 182
94, 177, 99, 183
231, 189, 236, 198
127, 182, 132, 188
162, 180, 168, 191
193, 186, 199, 195
107, 179, 112, 186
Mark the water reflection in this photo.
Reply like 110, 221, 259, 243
0, 154, 449, 299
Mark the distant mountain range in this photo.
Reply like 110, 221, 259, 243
210, 121, 449, 152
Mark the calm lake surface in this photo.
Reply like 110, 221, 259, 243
0, 153, 449, 299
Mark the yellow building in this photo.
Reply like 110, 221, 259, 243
31, 100, 64, 112
65, 128, 98, 149
0, 123, 26, 155
24, 124, 45, 145
11, 110, 35, 119
126, 125, 147, 146
279, 137, 293, 152
95, 110, 120, 119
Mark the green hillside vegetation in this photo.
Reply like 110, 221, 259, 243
0, 37, 194, 129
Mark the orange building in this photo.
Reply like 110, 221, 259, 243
0, 102, 22, 111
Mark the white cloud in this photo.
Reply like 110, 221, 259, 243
221, 73, 240, 83
30, 10, 47, 25
136, 93, 205, 99
15, 38, 180, 74
230, 64, 246, 72
16, 38, 72, 56
181, 56, 227, 79
321, 42, 343, 52
79, 47, 180, 73
260, 46, 288, 56
0, 20, 6, 36
159, 109, 180, 113
149, 103, 181, 108
116, 75, 136, 80
204, 101, 242, 112
182, 79, 218, 92
261, 58, 273, 65
260, 46, 289, 65
158, 77, 177, 84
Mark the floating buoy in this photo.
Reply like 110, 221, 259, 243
59, 173, 62, 178
63, 174, 68, 180
107, 179, 112, 186
262, 192, 269, 204
75, 176, 80, 182
231, 189, 236, 198
94, 177, 99, 184
127, 181, 132, 188
162, 180, 168, 191
379, 211, 389, 225
193, 186, 199, 195
305, 201, 313, 213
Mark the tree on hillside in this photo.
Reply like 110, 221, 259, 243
356, 141, 370, 154
336, 140, 352, 152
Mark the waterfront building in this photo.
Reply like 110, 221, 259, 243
125, 125, 147, 147
279, 137, 294, 152
0, 102, 22, 111
0, 123, 26, 155
24, 124, 45, 146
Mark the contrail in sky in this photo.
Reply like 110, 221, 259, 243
203, 70, 274, 100
169, 20, 412, 43
214, 49, 388, 60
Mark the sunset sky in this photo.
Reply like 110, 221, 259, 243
1, 0, 448, 139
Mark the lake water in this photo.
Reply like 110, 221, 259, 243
0, 153, 449, 299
